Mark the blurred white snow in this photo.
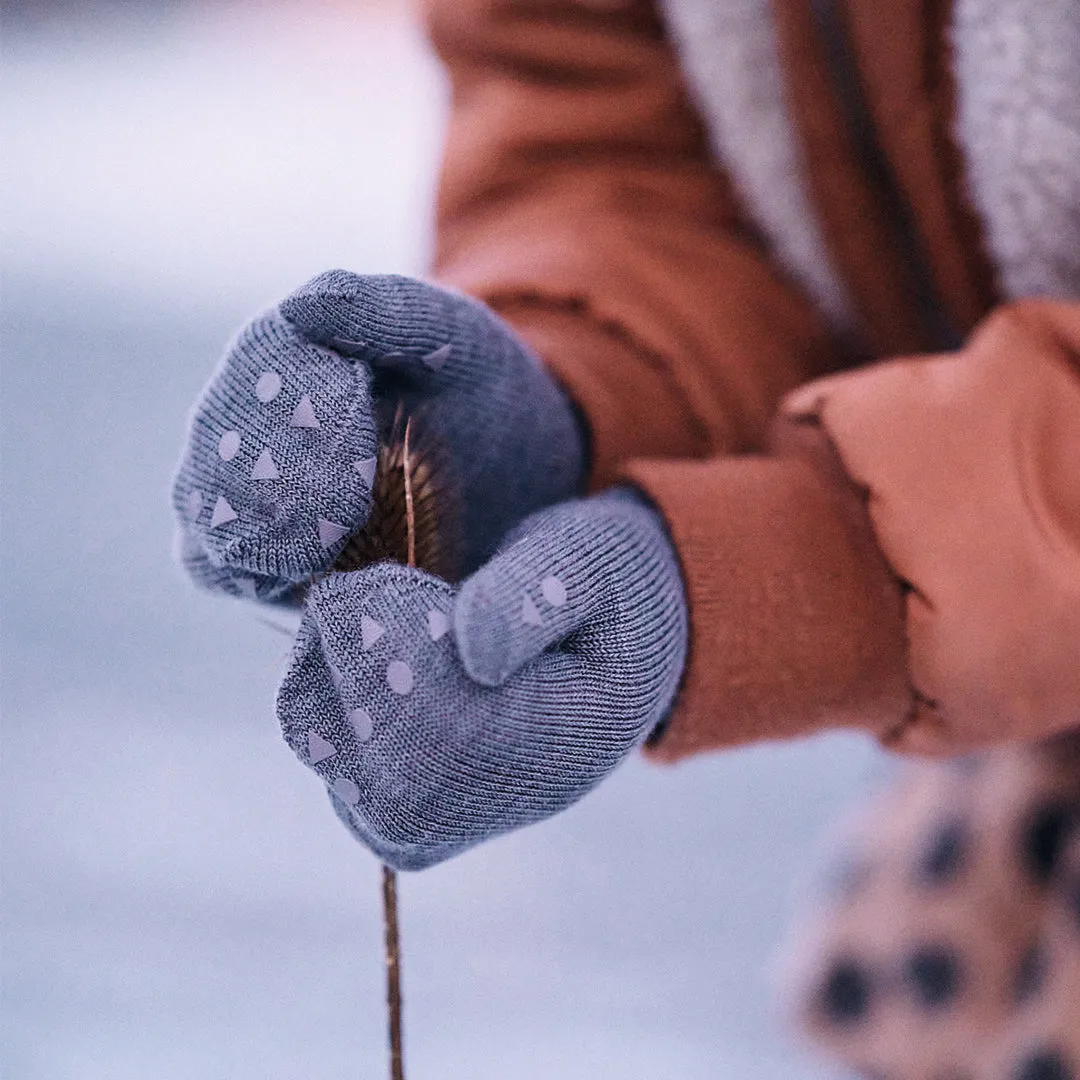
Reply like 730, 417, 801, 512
3, 0, 444, 312
1, 3, 884, 1077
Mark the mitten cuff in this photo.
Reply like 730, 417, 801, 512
623, 420, 913, 762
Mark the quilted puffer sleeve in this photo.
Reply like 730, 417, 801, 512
782, 300, 1080, 753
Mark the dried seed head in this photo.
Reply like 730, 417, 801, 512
334, 418, 452, 579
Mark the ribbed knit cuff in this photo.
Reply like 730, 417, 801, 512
623, 421, 913, 761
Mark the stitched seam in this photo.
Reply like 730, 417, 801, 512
787, 411, 939, 743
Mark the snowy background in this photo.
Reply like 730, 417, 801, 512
2, 3, 888, 1077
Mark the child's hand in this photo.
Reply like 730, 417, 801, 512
275, 490, 687, 869
172, 271, 585, 601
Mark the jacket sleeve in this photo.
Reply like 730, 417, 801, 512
630, 300, 1080, 761
423, 0, 842, 486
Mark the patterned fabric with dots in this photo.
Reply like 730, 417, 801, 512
173, 309, 379, 600
780, 735, 1080, 1080
986, 832, 1080, 1080
172, 270, 585, 601
279, 271, 585, 577
276, 490, 688, 870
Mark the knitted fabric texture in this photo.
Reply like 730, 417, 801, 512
279, 270, 586, 579
173, 310, 378, 600
172, 270, 585, 600
276, 490, 688, 870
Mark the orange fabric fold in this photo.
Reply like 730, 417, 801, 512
785, 300, 1080, 752
838, 0, 998, 332
770, 0, 929, 356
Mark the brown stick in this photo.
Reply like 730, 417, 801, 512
402, 417, 416, 570
381, 413, 414, 1080
382, 864, 405, 1080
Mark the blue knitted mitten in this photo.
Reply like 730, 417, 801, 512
172, 271, 585, 601
277, 490, 688, 870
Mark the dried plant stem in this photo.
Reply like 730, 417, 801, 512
382, 864, 405, 1080
381, 414, 414, 1080
403, 418, 416, 571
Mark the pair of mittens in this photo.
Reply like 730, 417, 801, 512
173, 272, 689, 867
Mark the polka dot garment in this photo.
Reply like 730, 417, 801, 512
780, 734, 1080, 1080
985, 823, 1080, 1080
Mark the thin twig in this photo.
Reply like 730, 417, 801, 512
254, 615, 299, 638
402, 416, 416, 570
382, 864, 405, 1080
381, 411, 414, 1080
331, 336, 367, 352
